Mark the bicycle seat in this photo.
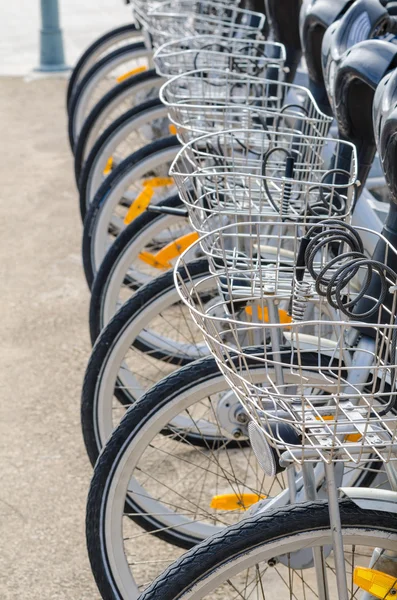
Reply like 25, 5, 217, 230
322, 0, 394, 112
374, 68, 397, 204
300, 0, 354, 113
348, 63, 397, 326
331, 39, 397, 188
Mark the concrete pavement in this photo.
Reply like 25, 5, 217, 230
0, 76, 100, 599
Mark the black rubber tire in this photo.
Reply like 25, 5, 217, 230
73, 69, 162, 184
66, 23, 141, 112
68, 41, 147, 150
82, 335, 259, 468
78, 96, 164, 220
137, 500, 397, 600
82, 259, 210, 461
81, 135, 180, 288
89, 193, 184, 343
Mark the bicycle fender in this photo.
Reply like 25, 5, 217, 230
341, 487, 397, 513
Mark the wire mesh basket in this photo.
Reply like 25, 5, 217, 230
131, 0, 242, 29
142, 0, 266, 50
153, 35, 285, 78
160, 70, 332, 145
170, 128, 358, 232
174, 221, 397, 465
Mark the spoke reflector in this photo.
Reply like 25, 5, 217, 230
139, 231, 199, 269
354, 567, 397, 599
210, 493, 266, 511
245, 306, 292, 324
124, 187, 154, 224
103, 156, 113, 176
116, 65, 147, 83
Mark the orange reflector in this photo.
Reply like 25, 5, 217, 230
315, 415, 335, 421
354, 567, 397, 600
344, 433, 362, 442
139, 231, 198, 269
124, 187, 154, 225
210, 493, 266, 511
124, 177, 174, 225
116, 65, 147, 83
245, 306, 292, 324
103, 156, 113, 176
142, 176, 174, 187
169, 124, 178, 135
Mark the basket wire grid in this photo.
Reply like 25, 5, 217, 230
174, 221, 397, 465
153, 35, 286, 78
137, 0, 266, 50
169, 128, 358, 232
160, 69, 332, 145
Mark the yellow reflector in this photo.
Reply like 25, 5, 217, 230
354, 567, 397, 600
345, 433, 362, 442
124, 187, 154, 225
245, 305, 292, 324
139, 231, 199, 269
210, 493, 266, 511
142, 176, 174, 187
116, 65, 147, 83
315, 415, 335, 421
123, 177, 173, 225
169, 124, 178, 135
103, 156, 113, 176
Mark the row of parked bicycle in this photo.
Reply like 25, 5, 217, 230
66, 0, 397, 599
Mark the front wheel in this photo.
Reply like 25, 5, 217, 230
138, 499, 397, 600
85, 350, 381, 599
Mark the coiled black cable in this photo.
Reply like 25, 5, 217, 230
303, 219, 397, 319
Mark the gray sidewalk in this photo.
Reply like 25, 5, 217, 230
0, 76, 100, 599
0, 0, 130, 75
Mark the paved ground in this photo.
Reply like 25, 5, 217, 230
0, 77, 100, 598
0, 0, 129, 75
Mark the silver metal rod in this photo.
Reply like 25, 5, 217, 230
324, 461, 349, 600
302, 463, 330, 600
287, 465, 296, 504
302, 463, 317, 501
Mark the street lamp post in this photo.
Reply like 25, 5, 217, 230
37, 0, 69, 71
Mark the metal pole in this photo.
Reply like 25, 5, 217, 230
37, 0, 69, 71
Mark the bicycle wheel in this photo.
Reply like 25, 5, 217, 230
82, 259, 213, 462
82, 136, 180, 287
138, 500, 397, 600
86, 350, 380, 599
73, 69, 163, 183
68, 42, 152, 149
89, 195, 191, 343
78, 98, 169, 219
67, 23, 142, 111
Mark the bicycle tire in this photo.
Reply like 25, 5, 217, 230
78, 97, 166, 219
73, 69, 163, 184
82, 258, 211, 437
67, 23, 142, 111
82, 135, 180, 288
138, 500, 397, 600
68, 41, 149, 149
89, 194, 184, 343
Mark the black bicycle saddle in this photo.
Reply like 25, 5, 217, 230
300, 0, 354, 113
